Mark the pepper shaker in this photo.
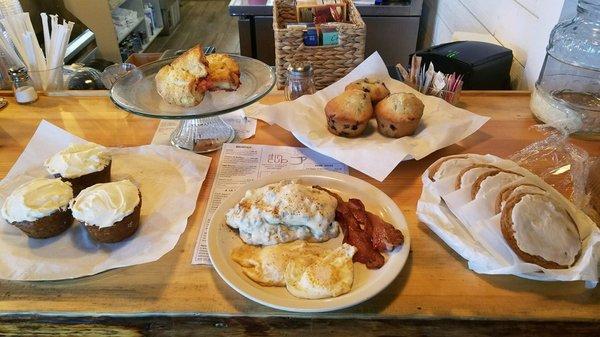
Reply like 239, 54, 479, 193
9, 67, 38, 104
284, 62, 316, 101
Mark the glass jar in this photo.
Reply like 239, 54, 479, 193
284, 62, 316, 100
8, 67, 38, 104
531, 0, 600, 139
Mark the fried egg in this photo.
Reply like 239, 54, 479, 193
231, 241, 324, 286
285, 243, 357, 299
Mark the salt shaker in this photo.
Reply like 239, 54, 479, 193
284, 62, 316, 101
9, 67, 38, 104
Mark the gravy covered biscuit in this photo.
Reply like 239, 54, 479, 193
226, 181, 339, 245
325, 89, 373, 137
1, 178, 73, 238
501, 193, 581, 269
374, 93, 424, 138
345, 78, 390, 104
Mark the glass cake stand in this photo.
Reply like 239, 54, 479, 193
110, 54, 275, 153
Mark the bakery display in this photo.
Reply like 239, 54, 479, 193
324, 89, 373, 137
374, 92, 424, 138
155, 45, 210, 107
226, 181, 339, 245
1, 178, 73, 238
345, 78, 390, 104
419, 153, 596, 274
155, 45, 242, 107
44, 142, 111, 195
70, 180, 142, 243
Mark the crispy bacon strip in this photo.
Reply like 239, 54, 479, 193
314, 185, 404, 269
367, 211, 404, 251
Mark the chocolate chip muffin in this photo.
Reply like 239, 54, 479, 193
325, 89, 373, 137
374, 93, 424, 138
345, 78, 390, 104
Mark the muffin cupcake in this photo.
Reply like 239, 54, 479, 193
325, 89, 373, 137
374, 93, 424, 138
1, 178, 73, 238
345, 78, 390, 104
70, 180, 141, 243
44, 142, 111, 196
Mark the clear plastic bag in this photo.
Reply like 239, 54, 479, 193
510, 126, 599, 225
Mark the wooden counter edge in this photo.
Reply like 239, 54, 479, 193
0, 313, 598, 336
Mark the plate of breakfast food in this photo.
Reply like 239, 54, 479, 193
110, 45, 275, 118
417, 153, 600, 283
207, 169, 410, 312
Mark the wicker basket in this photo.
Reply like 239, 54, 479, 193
273, 0, 366, 90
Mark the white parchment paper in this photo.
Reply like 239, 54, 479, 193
249, 52, 489, 181
0, 121, 211, 281
417, 153, 600, 286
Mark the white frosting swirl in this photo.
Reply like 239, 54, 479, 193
511, 194, 581, 267
70, 180, 140, 228
1, 178, 73, 222
44, 143, 110, 179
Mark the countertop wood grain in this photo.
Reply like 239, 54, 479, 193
0, 91, 598, 335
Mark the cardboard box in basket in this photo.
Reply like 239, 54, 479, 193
273, 0, 366, 90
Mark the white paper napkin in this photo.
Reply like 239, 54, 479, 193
0, 121, 211, 280
249, 52, 489, 181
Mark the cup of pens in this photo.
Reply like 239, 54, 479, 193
397, 55, 464, 105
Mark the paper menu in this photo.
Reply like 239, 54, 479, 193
191, 143, 348, 265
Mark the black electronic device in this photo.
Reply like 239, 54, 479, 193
412, 41, 513, 90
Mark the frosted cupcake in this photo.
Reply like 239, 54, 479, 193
1, 178, 74, 238
44, 142, 111, 196
70, 180, 141, 243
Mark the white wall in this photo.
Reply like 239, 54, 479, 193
419, 0, 566, 89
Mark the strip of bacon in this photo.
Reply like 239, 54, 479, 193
367, 211, 404, 251
313, 185, 404, 269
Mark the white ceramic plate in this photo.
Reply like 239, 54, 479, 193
207, 170, 410, 312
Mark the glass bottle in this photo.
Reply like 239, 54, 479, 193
530, 0, 600, 139
9, 67, 38, 104
284, 62, 316, 101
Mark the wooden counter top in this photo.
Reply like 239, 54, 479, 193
0, 91, 598, 336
